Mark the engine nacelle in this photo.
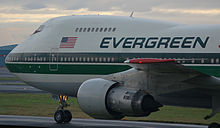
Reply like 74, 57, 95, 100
106, 86, 162, 117
77, 78, 162, 119
77, 78, 123, 119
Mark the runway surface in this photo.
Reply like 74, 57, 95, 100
0, 68, 46, 93
0, 84, 47, 93
0, 68, 15, 77
0, 115, 208, 128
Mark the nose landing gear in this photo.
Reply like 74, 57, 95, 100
54, 95, 72, 123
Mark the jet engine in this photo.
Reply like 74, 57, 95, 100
77, 78, 162, 119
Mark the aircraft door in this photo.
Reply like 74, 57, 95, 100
49, 48, 59, 71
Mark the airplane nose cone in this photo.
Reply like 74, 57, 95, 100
5, 52, 13, 71
5, 45, 18, 72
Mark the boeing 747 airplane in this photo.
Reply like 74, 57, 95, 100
5, 15, 220, 128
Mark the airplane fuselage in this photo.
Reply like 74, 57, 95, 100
5, 16, 220, 109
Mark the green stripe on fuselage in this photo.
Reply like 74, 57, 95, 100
6, 63, 131, 75
5, 63, 220, 77
188, 66, 220, 77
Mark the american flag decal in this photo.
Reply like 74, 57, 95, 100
60, 37, 77, 48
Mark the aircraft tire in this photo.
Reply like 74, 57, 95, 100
63, 110, 72, 123
208, 122, 220, 128
54, 110, 65, 123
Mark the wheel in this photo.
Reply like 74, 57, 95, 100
208, 122, 220, 128
54, 110, 65, 123
63, 110, 72, 123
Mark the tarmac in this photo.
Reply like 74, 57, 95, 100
0, 68, 46, 93
0, 115, 208, 128
0, 84, 47, 93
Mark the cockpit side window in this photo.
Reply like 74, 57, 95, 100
32, 25, 45, 35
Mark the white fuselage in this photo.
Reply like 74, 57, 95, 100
5, 15, 220, 97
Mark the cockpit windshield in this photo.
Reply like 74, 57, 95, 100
32, 25, 45, 35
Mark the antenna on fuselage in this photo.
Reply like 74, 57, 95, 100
130, 11, 134, 17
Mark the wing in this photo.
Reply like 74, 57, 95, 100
123, 58, 220, 119
124, 58, 220, 89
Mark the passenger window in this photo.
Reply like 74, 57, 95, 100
112, 27, 116, 32
211, 58, 214, 64
61, 57, 63, 62
108, 28, 112, 32
91, 28, 95, 32
99, 57, 102, 62
75, 28, 78, 32
87, 28, 90, 32
182, 58, 185, 63
216, 58, 219, 63
95, 28, 99, 32
100, 28, 103, 32
103, 57, 106, 62
104, 28, 107, 32
83, 57, 86, 62
79, 28, 82, 32
111, 57, 114, 62
201, 58, 204, 64
95, 57, 98, 62
83, 28, 86, 32
192, 58, 195, 64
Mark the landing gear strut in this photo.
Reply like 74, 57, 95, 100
54, 95, 72, 123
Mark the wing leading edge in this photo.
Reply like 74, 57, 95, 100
125, 58, 204, 74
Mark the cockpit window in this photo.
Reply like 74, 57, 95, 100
32, 25, 45, 34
